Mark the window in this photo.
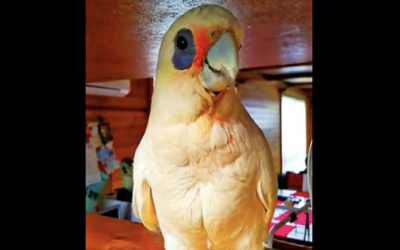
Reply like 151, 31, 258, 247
281, 94, 307, 174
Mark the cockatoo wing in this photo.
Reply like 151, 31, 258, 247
132, 137, 159, 232
254, 127, 278, 227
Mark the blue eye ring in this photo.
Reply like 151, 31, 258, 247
172, 29, 196, 70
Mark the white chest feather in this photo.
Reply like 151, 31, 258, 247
142, 114, 266, 249
149, 115, 252, 183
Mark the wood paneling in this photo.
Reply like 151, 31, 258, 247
86, 110, 148, 132
86, 80, 152, 192
238, 80, 282, 174
86, 0, 312, 82
281, 87, 306, 99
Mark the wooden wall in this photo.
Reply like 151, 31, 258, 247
86, 79, 152, 192
238, 80, 282, 175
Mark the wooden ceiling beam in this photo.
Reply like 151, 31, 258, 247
86, 0, 312, 83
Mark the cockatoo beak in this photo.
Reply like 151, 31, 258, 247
201, 32, 239, 93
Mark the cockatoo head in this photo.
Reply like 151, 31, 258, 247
154, 4, 242, 104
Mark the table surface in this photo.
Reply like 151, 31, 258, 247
86, 212, 165, 250
86, 190, 309, 249
273, 189, 312, 242
277, 189, 311, 209
86, 212, 280, 250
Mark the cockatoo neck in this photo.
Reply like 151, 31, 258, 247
149, 78, 241, 126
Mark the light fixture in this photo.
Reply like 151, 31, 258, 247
283, 77, 313, 84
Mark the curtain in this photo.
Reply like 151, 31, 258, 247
281, 95, 307, 174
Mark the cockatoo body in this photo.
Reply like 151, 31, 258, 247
133, 5, 277, 250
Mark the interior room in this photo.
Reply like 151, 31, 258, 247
86, 1, 312, 249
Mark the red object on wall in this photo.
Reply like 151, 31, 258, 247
286, 172, 303, 191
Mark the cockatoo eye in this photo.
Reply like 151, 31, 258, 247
172, 28, 196, 70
